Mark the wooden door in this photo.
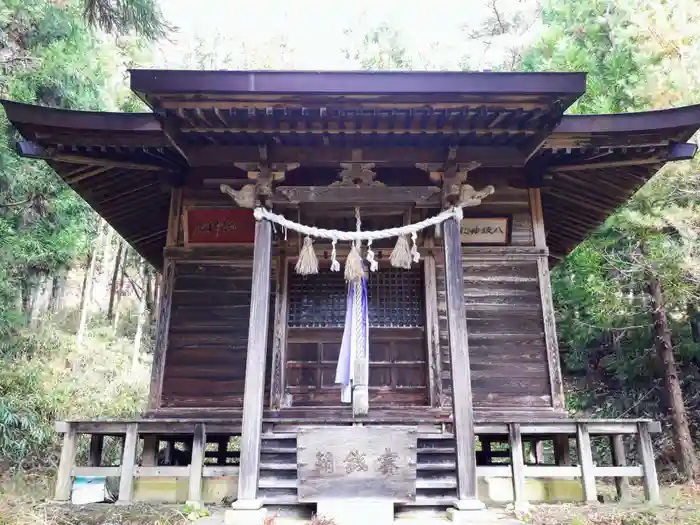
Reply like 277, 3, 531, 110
285, 265, 428, 406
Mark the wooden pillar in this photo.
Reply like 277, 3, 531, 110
269, 255, 289, 410
235, 219, 272, 507
508, 424, 526, 510
610, 434, 631, 501
575, 423, 597, 502
88, 435, 104, 467
217, 438, 230, 465
54, 424, 77, 501
529, 189, 565, 411
443, 216, 482, 509
187, 424, 207, 506
638, 422, 661, 504
117, 423, 139, 505
553, 435, 571, 466
424, 247, 443, 408
142, 436, 158, 467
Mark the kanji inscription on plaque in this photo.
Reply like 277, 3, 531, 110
297, 426, 417, 502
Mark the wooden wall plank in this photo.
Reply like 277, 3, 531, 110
159, 260, 275, 409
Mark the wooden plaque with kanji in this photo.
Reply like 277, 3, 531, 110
297, 426, 417, 502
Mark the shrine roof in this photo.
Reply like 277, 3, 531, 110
2, 69, 700, 267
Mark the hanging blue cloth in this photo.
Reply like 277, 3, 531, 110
335, 274, 369, 403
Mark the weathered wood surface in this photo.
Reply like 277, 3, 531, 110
437, 257, 551, 409
117, 423, 138, 504
424, 251, 443, 407
148, 258, 175, 411
576, 423, 597, 502
611, 434, 631, 500
54, 424, 77, 501
237, 219, 273, 502
187, 423, 206, 503
159, 261, 275, 409
297, 426, 417, 502
530, 188, 566, 411
638, 421, 661, 503
285, 327, 428, 407
270, 256, 289, 410
275, 185, 439, 205
508, 424, 526, 509
443, 216, 478, 502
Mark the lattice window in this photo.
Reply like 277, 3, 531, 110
288, 265, 424, 328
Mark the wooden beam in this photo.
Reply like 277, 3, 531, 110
166, 188, 183, 247
443, 216, 481, 508
187, 145, 527, 168
54, 424, 77, 501
17, 141, 167, 171
236, 219, 273, 505
117, 423, 139, 504
550, 156, 664, 172
159, 116, 191, 164
147, 259, 175, 411
269, 255, 289, 410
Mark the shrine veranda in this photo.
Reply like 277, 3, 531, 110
4, 70, 700, 519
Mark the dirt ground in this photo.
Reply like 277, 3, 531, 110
2, 474, 700, 525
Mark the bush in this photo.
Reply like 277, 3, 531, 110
0, 319, 149, 471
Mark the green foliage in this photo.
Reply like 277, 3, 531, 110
0, 319, 149, 470
520, 0, 650, 114
82, 0, 170, 41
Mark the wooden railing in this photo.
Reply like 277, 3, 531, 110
53, 419, 661, 507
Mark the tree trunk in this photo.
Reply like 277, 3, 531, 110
113, 246, 128, 332
77, 219, 104, 345
49, 268, 68, 313
132, 262, 148, 374
647, 274, 699, 480
107, 240, 124, 321
688, 302, 700, 344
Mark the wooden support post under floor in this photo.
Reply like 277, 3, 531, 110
508, 424, 526, 511
442, 215, 483, 511
54, 424, 77, 501
142, 435, 158, 467
88, 434, 104, 467
231, 219, 273, 513
576, 423, 597, 502
611, 434, 631, 501
187, 423, 207, 506
638, 422, 661, 504
117, 423, 138, 505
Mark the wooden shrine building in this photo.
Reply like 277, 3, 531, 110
3, 70, 700, 521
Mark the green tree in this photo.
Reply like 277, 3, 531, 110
520, 0, 700, 478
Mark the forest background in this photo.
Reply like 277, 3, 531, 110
1, 0, 700, 514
